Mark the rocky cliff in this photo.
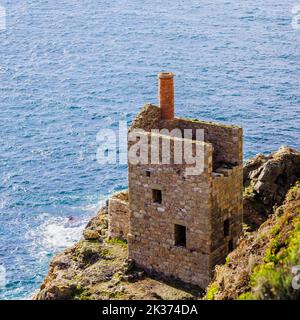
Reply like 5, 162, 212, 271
34, 204, 201, 300
34, 147, 300, 300
243, 146, 300, 230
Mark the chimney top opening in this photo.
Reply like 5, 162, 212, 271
158, 72, 174, 79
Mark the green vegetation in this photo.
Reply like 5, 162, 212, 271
237, 208, 300, 300
106, 237, 128, 246
99, 247, 113, 259
243, 183, 255, 198
204, 283, 219, 300
74, 285, 93, 300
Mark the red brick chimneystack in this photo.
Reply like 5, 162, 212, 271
158, 72, 174, 120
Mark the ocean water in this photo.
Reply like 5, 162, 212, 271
0, 0, 299, 300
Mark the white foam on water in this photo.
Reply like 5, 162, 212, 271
2, 172, 11, 184
26, 198, 106, 256
39, 219, 86, 250
25, 214, 86, 259
0, 197, 6, 209
0, 265, 6, 289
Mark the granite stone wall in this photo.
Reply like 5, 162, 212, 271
210, 165, 244, 267
159, 117, 243, 169
130, 104, 242, 170
108, 192, 130, 240
127, 132, 214, 288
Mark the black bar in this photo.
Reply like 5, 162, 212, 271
0, 300, 295, 319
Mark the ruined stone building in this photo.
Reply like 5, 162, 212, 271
108, 72, 243, 288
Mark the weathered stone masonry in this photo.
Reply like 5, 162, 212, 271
108, 191, 129, 240
108, 72, 243, 288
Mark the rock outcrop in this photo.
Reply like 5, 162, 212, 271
243, 146, 300, 229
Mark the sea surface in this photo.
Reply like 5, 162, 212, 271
0, 0, 299, 299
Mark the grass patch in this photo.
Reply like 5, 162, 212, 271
204, 283, 219, 300
106, 237, 128, 246
243, 184, 255, 198
225, 256, 231, 265
74, 285, 93, 300
99, 247, 112, 259
237, 208, 300, 300
237, 292, 255, 300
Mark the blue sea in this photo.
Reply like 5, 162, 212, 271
0, 0, 299, 300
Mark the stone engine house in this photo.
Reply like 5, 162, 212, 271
108, 72, 243, 288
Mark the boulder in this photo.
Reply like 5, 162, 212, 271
83, 229, 100, 240
243, 146, 300, 229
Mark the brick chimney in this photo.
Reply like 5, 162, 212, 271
158, 72, 174, 120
